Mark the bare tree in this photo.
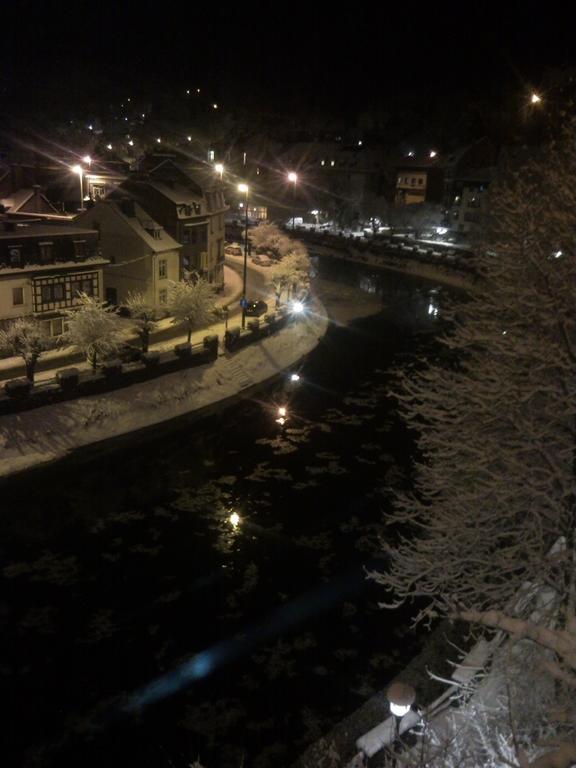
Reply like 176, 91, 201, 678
168, 278, 217, 343
64, 293, 122, 370
372, 125, 576, 763
0, 317, 52, 382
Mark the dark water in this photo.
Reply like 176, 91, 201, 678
1, 259, 446, 768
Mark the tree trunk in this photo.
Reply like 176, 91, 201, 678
141, 328, 149, 353
25, 358, 36, 383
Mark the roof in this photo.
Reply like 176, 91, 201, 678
84, 199, 182, 253
0, 188, 35, 211
0, 256, 109, 277
0, 224, 98, 240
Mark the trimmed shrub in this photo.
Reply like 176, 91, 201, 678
174, 342, 192, 358
4, 378, 32, 398
56, 368, 80, 391
224, 326, 241, 352
101, 359, 123, 377
142, 351, 160, 367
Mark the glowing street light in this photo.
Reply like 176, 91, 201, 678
238, 183, 250, 329
213, 103, 218, 110
288, 172, 298, 230
278, 406, 287, 417
291, 300, 304, 314
387, 681, 416, 767
156, 137, 161, 144
429, 150, 437, 158
71, 164, 85, 212
531, 92, 542, 104
229, 512, 240, 529
215, 163, 224, 180
82, 154, 92, 166
290, 373, 300, 382
106, 143, 113, 150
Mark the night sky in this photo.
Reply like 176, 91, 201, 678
1, 2, 575, 123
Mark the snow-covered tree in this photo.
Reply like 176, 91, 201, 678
372, 125, 576, 763
168, 278, 216, 343
125, 291, 156, 353
249, 221, 292, 260
63, 293, 122, 370
0, 317, 52, 382
268, 244, 311, 304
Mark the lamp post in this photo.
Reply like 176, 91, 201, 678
72, 164, 85, 212
288, 172, 298, 230
238, 183, 249, 329
386, 682, 416, 767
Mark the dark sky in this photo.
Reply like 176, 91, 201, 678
2, 1, 574, 120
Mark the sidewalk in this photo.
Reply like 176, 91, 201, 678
0, 263, 255, 385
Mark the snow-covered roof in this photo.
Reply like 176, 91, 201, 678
144, 180, 203, 207
0, 256, 109, 276
100, 200, 182, 253
0, 224, 98, 239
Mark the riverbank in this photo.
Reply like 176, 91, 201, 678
0, 296, 329, 479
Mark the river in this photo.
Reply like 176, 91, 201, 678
1, 257, 448, 768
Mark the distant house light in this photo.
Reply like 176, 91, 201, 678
156, 137, 161, 143
128, 140, 134, 146
208, 150, 215, 161
107, 144, 113, 150
213, 103, 218, 109
430, 150, 437, 158
321, 160, 325, 166
187, 136, 192, 142
407, 150, 414, 157
330, 160, 335, 166
358, 140, 363, 146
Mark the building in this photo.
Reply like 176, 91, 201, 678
0, 185, 63, 218
77, 197, 181, 307
443, 138, 498, 236
120, 157, 227, 287
395, 155, 444, 206
0, 220, 107, 336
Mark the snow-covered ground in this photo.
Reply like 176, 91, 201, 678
0, 300, 329, 478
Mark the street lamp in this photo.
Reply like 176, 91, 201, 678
71, 164, 85, 212
386, 682, 416, 767
215, 163, 224, 180
82, 154, 92, 166
238, 183, 249, 329
288, 172, 298, 230
531, 92, 542, 104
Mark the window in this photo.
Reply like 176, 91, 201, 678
151, 229, 161, 240
39, 242, 53, 262
41, 284, 52, 303
74, 240, 87, 258
12, 287, 24, 306
91, 185, 106, 200
181, 229, 190, 244
159, 259, 167, 279
418, 178, 423, 186
71, 280, 82, 297
159, 289, 168, 305
53, 283, 65, 300
82, 279, 93, 296
51, 318, 63, 336
9, 247, 21, 266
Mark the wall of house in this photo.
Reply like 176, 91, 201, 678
0, 275, 32, 321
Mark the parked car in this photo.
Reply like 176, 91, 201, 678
244, 299, 268, 317
251, 254, 273, 266
225, 244, 243, 256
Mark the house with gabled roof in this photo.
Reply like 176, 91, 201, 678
77, 196, 181, 307
121, 156, 227, 288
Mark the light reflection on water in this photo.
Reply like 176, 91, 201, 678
0, 257, 451, 768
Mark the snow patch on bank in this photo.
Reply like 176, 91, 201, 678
0, 302, 329, 478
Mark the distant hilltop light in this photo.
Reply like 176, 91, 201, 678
187, 136, 192, 141
107, 144, 112, 150
213, 103, 218, 109
156, 137, 161, 143
430, 150, 437, 158
531, 92, 542, 104
407, 150, 414, 157
358, 140, 363, 146
128, 140, 134, 146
